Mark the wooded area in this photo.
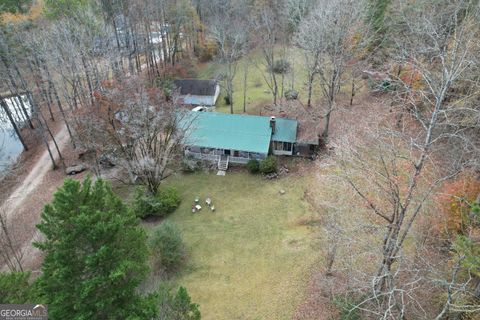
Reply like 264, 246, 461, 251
0, 0, 479, 319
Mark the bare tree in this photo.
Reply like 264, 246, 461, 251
0, 204, 29, 272
295, 14, 321, 108
334, 1, 480, 316
296, 0, 366, 140
242, 60, 249, 113
252, 4, 285, 106
0, 98, 28, 152
206, 0, 248, 113
81, 77, 190, 195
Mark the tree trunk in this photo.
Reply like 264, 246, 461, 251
322, 103, 333, 142
350, 78, 355, 106
81, 56, 94, 107
0, 212, 24, 272
0, 99, 28, 151
243, 62, 248, 113
29, 57, 55, 121
38, 109, 65, 168
41, 127, 57, 170
307, 73, 314, 108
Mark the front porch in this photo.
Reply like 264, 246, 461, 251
184, 147, 266, 165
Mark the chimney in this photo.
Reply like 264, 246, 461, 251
270, 116, 276, 133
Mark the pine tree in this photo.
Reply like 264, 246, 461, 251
35, 178, 156, 319
366, 0, 392, 42
0, 272, 37, 303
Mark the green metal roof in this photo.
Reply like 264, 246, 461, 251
272, 117, 298, 143
181, 112, 297, 154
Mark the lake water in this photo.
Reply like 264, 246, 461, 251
0, 95, 31, 174
0, 128, 23, 169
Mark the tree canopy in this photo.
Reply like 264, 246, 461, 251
34, 178, 157, 319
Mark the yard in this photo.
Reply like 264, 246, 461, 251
196, 48, 318, 115
143, 171, 320, 319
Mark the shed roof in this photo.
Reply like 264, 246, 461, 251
181, 112, 297, 154
174, 79, 217, 96
180, 95, 216, 106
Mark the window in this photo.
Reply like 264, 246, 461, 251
274, 141, 283, 150
273, 141, 292, 152
283, 142, 292, 151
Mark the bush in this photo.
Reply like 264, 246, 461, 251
132, 187, 160, 218
195, 40, 217, 62
246, 160, 260, 174
260, 156, 277, 174
182, 157, 200, 173
133, 187, 181, 219
150, 221, 185, 271
271, 59, 290, 74
156, 77, 175, 99
157, 284, 201, 320
333, 296, 362, 320
158, 187, 182, 215
284, 89, 299, 100
436, 173, 480, 236
224, 95, 231, 105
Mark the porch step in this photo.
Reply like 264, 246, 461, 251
218, 161, 228, 171
217, 155, 229, 171
216, 170, 226, 176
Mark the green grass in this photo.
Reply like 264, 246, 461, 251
196, 47, 361, 117
196, 48, 318, 115
144, 171, 319, 320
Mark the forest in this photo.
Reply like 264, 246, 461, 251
0, 0, 479, 319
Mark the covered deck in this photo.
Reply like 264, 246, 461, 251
185, 146, 266, 164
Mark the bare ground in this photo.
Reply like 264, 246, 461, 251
0, 123, 88, 271
291, 90, 395, 319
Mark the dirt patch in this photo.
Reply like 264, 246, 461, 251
293, 263, 351, 320
0, 115, 90, 271
290, 90, 397, 319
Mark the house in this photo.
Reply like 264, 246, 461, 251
174, 79, 220, 107
182, 111, 298, 169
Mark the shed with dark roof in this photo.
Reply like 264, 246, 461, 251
173, 79, 220, 106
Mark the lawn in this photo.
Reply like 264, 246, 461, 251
196, 48, 318, 115
147, 171, 320, 320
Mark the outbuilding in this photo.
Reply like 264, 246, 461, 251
174, 79, 220, 107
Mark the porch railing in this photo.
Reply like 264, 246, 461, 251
185, 150, 220, 162
185, 150, 251, 164
228, 156, 250, 164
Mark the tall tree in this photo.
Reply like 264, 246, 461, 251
35, 178, 157, 319
206, 0, 248, 113
298, 0, 365, 141
77, 77, 190, 195
252, 3, 284, 106
366, 0, 392, 43
338, 0, 480, 317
